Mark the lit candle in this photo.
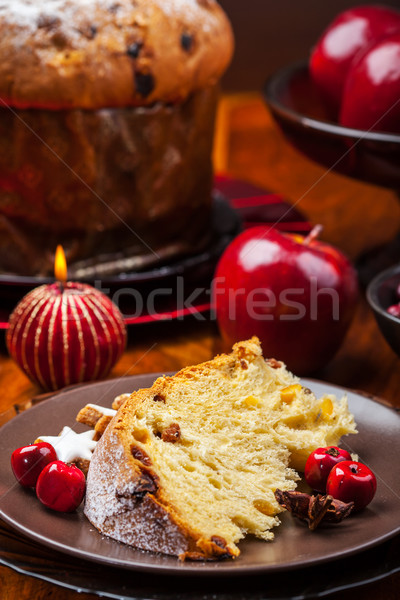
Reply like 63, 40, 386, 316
55, 244, 68, 288
6, 247, 127, 391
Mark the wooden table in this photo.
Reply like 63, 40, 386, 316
1, 93, 400, 600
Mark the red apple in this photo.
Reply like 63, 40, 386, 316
309, 5, 400, 111
339, 32, 400, 133
213, 226, 358, 375
36, 461, 86, 512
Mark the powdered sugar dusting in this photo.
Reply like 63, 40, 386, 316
84, 427, 191, 555
0, 0, 232, 108
159, 0, 214, 19
0, 0, 97, 29
156, 0, 219, 35
0, 0, 216, 29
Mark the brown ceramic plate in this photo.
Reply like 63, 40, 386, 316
0, 374, 399, 576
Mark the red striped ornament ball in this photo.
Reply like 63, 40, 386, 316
6, 282, 127, 391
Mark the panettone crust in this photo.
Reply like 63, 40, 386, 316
0, 0, 234, 109
0, 85, 218, 277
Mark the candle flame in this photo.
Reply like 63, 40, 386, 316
54, 245, 67, 282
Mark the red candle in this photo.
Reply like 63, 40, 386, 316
6, 246, 127, 391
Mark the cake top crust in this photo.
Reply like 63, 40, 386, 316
0, 0, 233, 109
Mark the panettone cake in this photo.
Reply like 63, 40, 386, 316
0, 0, 233, 276
84, 338, 357, 560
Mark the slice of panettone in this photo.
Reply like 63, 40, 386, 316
84, 338, 356, 560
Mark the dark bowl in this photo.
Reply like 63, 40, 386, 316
263, 61, 400, 189
367, 264, 400, 357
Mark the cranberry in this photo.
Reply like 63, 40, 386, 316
327, 460, 377, 511
387, 303, 400, 319
11, 442, 57, 488
36, 461, 86, 512
304, 446, 352, 493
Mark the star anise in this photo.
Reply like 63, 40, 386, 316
275, 489, 354, 530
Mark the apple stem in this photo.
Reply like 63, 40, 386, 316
304, 224, 323, 245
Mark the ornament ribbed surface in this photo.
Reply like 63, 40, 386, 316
6, 282, 127, 391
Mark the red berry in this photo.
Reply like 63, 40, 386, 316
11, 442, 57, 488
304, 446, 352, 493
387, 303, 400, 318
326, 460, 377, 511
36, 461, 86, 512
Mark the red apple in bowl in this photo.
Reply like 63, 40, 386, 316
213, 226, 358, 375
309, 5, 400, 111
339, 32, 400, 133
